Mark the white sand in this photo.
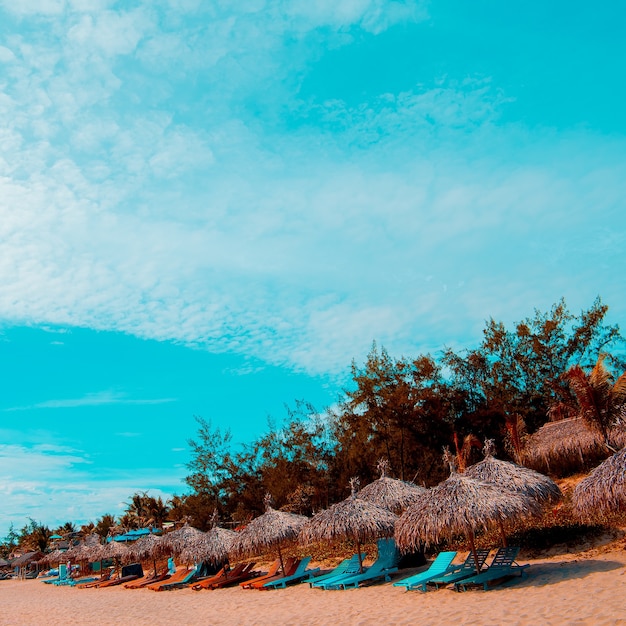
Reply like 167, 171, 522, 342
1, 551, 625, 626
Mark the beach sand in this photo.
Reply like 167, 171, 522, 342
1, 550, 625, 626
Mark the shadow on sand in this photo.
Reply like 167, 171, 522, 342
511, 558, 624, 589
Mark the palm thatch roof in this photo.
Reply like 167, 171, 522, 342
128, 533, 162, 561
230, 494, 307, 573
519, 417, 626, 474
159, 524, 206, 558
357, 458, 427, 514
178, 526, 236, 566
396, 454, 540, 571
572, 445, 626, 517
38, 549, 65, 565
300, 478, 397, 572
102, 540, 133, 564
12, 551, 45, 567
465, 440, 562, 504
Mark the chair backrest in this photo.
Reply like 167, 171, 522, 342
461, 549, 491, 571
490, 547, 520, 568
291, 556, 311, 576
429, 551, 457, 574
376, 538, 400, 568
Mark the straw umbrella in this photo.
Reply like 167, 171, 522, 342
159, 524, 207, 563
357, 458, 427, 514
464, 440, 562, 546
572, 445, 626, 518
129, 533, 162, 576
396, 453, 541, 574
178, 525, 236, 567
299, 478, 398, 573
519, 417, 626, 473
230, 494, 308, 574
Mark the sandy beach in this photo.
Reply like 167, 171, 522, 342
1, 550, 625, 626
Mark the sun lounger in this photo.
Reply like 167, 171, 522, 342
243, 558, 299, 590
454, 547, 529, 591
97, 573, 141, 588
428, 549, 491, 589
261, 556, 321, 589
123, 569, 169, 589
205, 562, 261, 589
75, 570, 115, 588
146, 566, 196, 591
307, 554, 365, 588
151, 564, 200, 591
392, 551, 458, 591
190, 564, 232, 590
240, 559, 283, 589
324, 538, 400, 589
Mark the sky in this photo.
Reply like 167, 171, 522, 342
1, 0, 625, 537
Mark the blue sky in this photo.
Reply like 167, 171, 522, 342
1, 0, 625, 536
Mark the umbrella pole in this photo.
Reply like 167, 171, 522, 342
498, 519, 508, 547
355, 536, 364, 573
277, 544, 285, 575
467, 529, 481, 575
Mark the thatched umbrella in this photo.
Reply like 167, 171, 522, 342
129, 533, 162, 576
396, 453, 541, 574
466, 440, 562, 504
464, 440, 562, 546
159, 524, 207, 563
39, 549, 65, 566
357, 458, 427, 514
102, 540, 132, 571
299, 478, 398, 573
178, 525, 236, 567
519, 417, 626, 473
230, 494, 307, 574
572, 445, 626, 518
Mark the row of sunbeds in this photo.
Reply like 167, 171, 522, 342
41, 542, 528, 593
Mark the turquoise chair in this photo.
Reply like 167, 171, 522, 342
428, 549, 491, 589
308, 554, 365, 588
262, 556, 321, 589
393, 551, 458, 591
325, 538, 400, 589
454, 547, 529, 591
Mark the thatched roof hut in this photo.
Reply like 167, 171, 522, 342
465, 440, 562, 504
519, 417, 626, 474
128, 532, 162, 576
572, 445, 626, 517
230, 494, 307, 573
178, 526, 236, 567
300, 478, 397, 572
396, 455, 540, 573
12, 551, 44, 568
159, 524, 206, 561
357, 458, 427, 514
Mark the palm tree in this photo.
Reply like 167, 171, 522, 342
561, 355, 626, 450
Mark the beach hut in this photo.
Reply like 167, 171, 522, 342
357, 458, 427, 514
572, 445, 626, 518
299, 478, 397, 573
396, 453, 541, 574
230, 494, 307, 574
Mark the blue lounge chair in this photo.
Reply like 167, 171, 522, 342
427, 549, 491, 589
324, 538, 400, 589
154, 564, 201, 591
307, 554, 365, 588
454, 547, 529, 591
392, 551, 458, 591
262, 556, 321, 589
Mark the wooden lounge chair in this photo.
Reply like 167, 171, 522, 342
190, 564, 232, 590
240, 559, 283, 589
207, 562, 261, 589
454, 547, 529, 591
146, 566, 196, 591
123, 569, 168, 589
75, 570, 115, 588
428, 549, 491, 589
97, 573, 140, 588
392, 551, 458, 591
323, 538, 400, 589
309, 554, 365, 588
152, 564, 201, 591
246, 558, 300, 590
261, 556, 320, 589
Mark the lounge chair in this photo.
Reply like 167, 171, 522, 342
190, 564, 232, 590
307, 554, 365, 588
392, 551, 458, 591
240, 559, 283, 589
454, 547, 529, 591
205, 562, 260, 589
146, 565, 196, 591
123, 569, 169, 589
323, 538, 400, 590
75, 570, 115, 588
97, 573, 141, 588
243, 558, 298, 590
428, 549, 491, 589
152, 564, 200, 591
261, 556, 321, 589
